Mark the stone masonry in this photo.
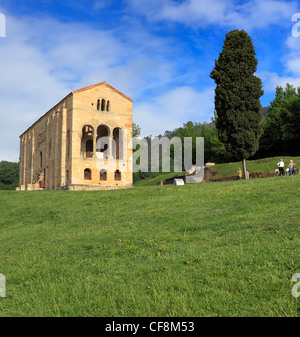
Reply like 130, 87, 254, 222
19, 82, 133, 190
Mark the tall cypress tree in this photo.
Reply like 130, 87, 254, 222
210, 29, 263, 178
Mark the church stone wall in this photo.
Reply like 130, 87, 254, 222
19, 82, 133, 191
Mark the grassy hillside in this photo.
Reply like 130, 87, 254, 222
134, 171, 185, 187
0, 175, 300, 317
134, 156, 300, 186
210, 156, 300, 180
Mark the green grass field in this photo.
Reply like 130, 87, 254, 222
0, 175, 300, 317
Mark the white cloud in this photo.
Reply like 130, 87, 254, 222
286, 34, 300, 52
282, 35, 300, 76
127, 0, 298, 30
0, 10, 198, 161
286, 58, 300, 76
259, 71, 300, 92
253, 22, 300, 94
134, 86, 215, 137
3, 1, 297, 162
93, 0, 112, 10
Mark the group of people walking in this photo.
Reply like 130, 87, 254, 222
236, 159, 296, 180
276, 159, 295, 176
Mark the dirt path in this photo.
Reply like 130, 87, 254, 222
206, 168, 289, 182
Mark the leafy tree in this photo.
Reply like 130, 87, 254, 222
282, 89, 300, 154
133, 121, 232, 185
132, 123, 141, 138
210, 29, 264, 178
258, 84, 300, 157
0, 161, 19, 190
198, 123, 232, 163
168, 121, 232, 164
258, 86, 287, 157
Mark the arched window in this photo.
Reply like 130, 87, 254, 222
115, 170, 121, 181
100, 169, 107, 181
84, 169, 92, 180
40, 152, 43, 168
81, 125, 94, 158
96, 125, 110, 158
112, 128, 124, 160
86, 140, 93, 158
101, 99, 106, 111
106, 101, 110, 112
97, 99, 100, 111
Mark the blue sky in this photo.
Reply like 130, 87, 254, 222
0, 0, 300, 161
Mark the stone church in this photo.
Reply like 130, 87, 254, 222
19, 82, 133, 190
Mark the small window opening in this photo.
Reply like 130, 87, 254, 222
86, 140, 93, 158
101, 99, 106, 111
115, 170, 121, 181
100, 169, 107, 181
84, 169, 92, 180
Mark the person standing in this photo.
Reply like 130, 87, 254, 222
277, 159, 285, 176
288, 160, 294, 176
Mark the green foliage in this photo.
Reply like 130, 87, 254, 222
133, 121, 234, 185
132, 122, 141, 138
258, 84, 300, 157
210, 29, 264, 160
198, 123, 232, 163
166, 121, 232, 164
0, 161, 19, 190
0, 177, 300, 316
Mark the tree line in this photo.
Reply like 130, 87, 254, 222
157, 81, 300, 165
134, 29, 299, 183
256, 84, 300, 158
0, 161, 19, 190
133, 81, 300, 182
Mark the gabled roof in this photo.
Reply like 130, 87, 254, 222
20, 82, 133, 138
73, 81, 133, 103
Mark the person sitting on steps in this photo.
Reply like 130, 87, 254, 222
236, 168, 242, 180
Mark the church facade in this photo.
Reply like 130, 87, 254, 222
19, 82, 133, 190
